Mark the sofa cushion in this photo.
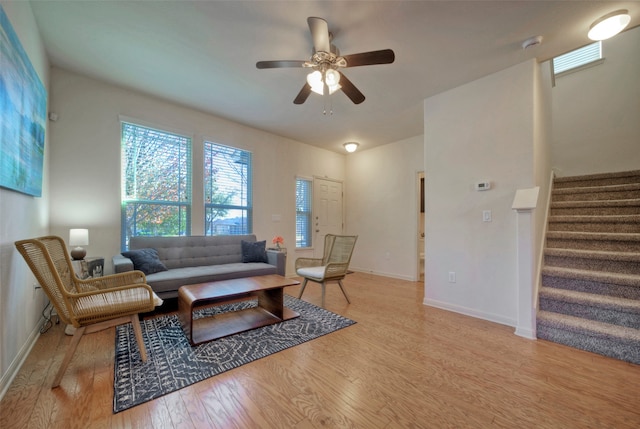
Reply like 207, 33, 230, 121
241, 240, 268, 263
145, 262, 277, 298
121, 248, 168, 275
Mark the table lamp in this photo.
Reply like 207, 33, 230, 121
69, 228, 89, 260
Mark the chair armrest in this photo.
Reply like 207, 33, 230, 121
266, 250, 286, 276
68, 283, 157, 325
113, 253, 134, 273
75, 270, 147, 292
295, 257, 323, 271
324, 262, 349, 279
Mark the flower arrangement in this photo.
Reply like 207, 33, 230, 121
272, 235, 284, 250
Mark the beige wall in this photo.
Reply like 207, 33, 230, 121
0, 1, 50, 396
345, 135, 424, 280
423, 60, 540, 326
48, 67, 345, 277
552, 26, 640, 177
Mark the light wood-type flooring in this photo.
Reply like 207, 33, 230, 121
1, 272, 639, 428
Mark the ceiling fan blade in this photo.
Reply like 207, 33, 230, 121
338, 73, 365, 104
307, 17, 330, 53
256, 60, 307, 69
293, 83, 312, 104
342, 49, 395, 67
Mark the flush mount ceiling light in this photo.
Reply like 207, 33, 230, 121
588, 9, 631, 40
343, 142, 359, 153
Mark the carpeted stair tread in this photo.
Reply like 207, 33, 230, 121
539, 286, 640, 313
553, 170, 640, 187
541, 266, 640, 287
550, 199, 640, 208
548, 214, 640, 223
553, 183, 640, 195
544, 247, 640, 262
546, 230, 640, 242
537, 310, 640, 343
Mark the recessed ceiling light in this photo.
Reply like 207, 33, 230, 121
588, 10, 631, 41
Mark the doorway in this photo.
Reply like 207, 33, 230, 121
417, 172, 425, 281
313, 177, 343, 259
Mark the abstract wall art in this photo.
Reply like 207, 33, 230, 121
0, 5, 47, 197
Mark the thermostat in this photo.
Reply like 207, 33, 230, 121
475, 182, 491, 191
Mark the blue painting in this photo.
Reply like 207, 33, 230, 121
0, 5, 47, 197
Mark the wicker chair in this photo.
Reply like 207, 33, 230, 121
295, 234, 358, 308
15, 236, 159, 388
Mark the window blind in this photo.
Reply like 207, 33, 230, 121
553, 42, 601, 75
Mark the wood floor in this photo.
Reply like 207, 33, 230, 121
1, 272, 639, 428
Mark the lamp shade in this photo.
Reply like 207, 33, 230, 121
588, 10, 630, 40
69, 228, 89, 246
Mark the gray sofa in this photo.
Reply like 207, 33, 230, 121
113, 235, 285, 299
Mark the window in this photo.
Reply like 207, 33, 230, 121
204, 142, 252, 235
121, 122, 191, 249
296, 178, 312, 248
553, 42, 602, 76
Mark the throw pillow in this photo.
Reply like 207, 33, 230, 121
241, 240, 268, 263
122, 248, 168, 275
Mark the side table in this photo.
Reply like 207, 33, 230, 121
71, 256, 104, 280
66, 257, 104, 335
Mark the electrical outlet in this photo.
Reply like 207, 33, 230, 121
448, 272, 456, 283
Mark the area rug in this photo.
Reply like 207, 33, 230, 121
113, 295, 355, 413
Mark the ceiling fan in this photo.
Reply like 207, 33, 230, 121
256, 17, 395, 105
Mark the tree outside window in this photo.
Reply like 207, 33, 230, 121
121, 122, 191, 249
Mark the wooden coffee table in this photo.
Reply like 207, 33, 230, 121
178, 274, 301, 346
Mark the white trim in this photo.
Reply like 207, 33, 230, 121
118, 114, 194, 140
424, 298, 517, 328
0, 318, 43, 400
348, 267, 415, 282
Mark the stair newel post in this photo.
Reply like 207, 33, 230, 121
511, 187, 540, 339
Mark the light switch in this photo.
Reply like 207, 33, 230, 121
483, 210, 492, 222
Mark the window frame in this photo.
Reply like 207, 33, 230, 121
120, 120, 192, 250
295, 177, 313, 249
203, 141, 253, 236
553, 41, 603, 77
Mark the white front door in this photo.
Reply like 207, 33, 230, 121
313, 178, 343, 258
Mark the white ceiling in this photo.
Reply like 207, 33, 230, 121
30, 1, 640, 154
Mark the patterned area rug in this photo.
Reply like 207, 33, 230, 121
113, 295, 355, 413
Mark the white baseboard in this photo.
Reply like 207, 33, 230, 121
0, 318, 43, 401
424, 297, 517, 328
348, 267, 416, 282
515, 326, 537, 340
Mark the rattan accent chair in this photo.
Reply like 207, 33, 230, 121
295, 234, 358, 308
15, 236, 159, 388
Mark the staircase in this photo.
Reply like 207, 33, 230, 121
537, 169, 640, 364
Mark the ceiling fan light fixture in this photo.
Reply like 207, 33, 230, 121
325, 69, 340, 86
344, 142, 359, 153
327, 83, 341, 95
307, 70, 324, 94
588, 10, 630, 40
